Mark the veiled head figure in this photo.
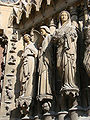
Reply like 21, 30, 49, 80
59, 10, 71, 28
40, 26, 50, 36
55, 10, 79, 96
23, 34, 32, 44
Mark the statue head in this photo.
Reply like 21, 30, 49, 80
40, 26, 50, 36
23, 34, 31, 44
59, 11, 70, 25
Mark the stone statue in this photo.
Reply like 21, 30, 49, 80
37, 26, 54, 102
17, 34, 38, 108
53, 11, 79, 95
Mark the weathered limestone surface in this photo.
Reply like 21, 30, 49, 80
0, 0, 90, 120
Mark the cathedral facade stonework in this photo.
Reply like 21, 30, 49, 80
0, 0, 90, 120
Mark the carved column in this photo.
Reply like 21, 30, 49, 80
0, 32, 18, 119
0, 30, 7, 106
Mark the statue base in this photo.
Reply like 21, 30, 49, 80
34, 115, 41, 120
22, 115, 33, 120
57, 111, 68, 120
69, 105, 88, 120
42, 112, 53, 120
61, 86, 79, 97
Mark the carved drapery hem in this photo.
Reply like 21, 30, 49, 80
37, 95, 53, 101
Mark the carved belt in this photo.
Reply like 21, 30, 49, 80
27, 54, 34, 57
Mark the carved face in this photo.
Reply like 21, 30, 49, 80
60, 11, 69, 23
40, 28, 46, 36
24, 35, 30, 43
42, 102, 50, 112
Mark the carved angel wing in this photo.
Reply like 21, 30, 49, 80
33, 30, 44, 47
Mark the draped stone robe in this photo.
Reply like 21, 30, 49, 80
20, 42, 38, 99
37, 34, 54, 101
54, 17, 78, 90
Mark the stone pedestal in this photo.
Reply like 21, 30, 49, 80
34, 115, 40, 120
58, 111, 68, 120
69, 106, 86, 120
61, 87, 79, 97
22, 115, 33, 120
69, 111, 78, 120
42, 113, 53, 120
